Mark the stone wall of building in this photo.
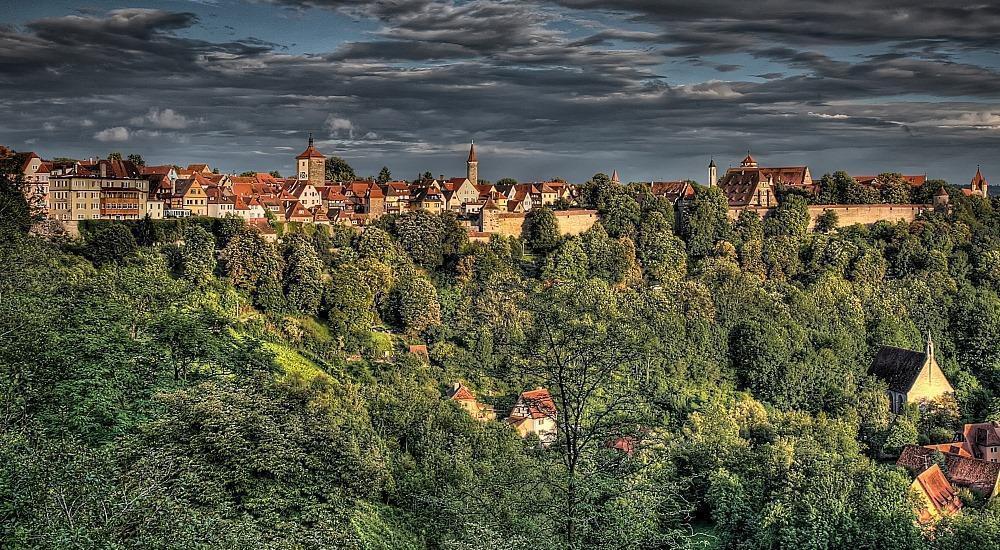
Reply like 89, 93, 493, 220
554, 209, 599, 235
908, 357, 954, 406
491, 209, 599, 238
728, 204, 930, 229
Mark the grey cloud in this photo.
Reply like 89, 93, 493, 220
1, 3, 998, 185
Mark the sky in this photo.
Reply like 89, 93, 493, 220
1, 0, 998, 184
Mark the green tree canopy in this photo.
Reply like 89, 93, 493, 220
524, 206, 561, 255
326, 156, 357, 182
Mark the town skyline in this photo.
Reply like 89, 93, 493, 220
3, 1, 999, 184
10, 138, 992, 188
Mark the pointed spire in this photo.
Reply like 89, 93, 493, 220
971, 164, 988, 194
611, 169, 620, 184
468, 141, 477, 162
709, 156, 716, 168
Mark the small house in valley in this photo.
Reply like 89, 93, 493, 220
909, 464, 962, 524
507, 388, 557, 446
445, 382, 496, 421
869, 335, 954, 414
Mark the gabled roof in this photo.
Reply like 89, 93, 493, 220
913, 464, 962, 523
870, 345, 928, 394
924, 442, 972, 458
650, 181, 694, 203
147, 174, 171, 197
969, 422, 1000, 448
285, 200, 313, 220
205, 186, 234, 204
509, 388, 556, 420
898, 444, 1000, 496
19, 152, 41, 172
141, 165, 174, 176
252, 220, 277, 235
255, 172, 280, 184
446, 382, 477, 401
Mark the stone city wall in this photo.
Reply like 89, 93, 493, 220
493, 209, 599, 238
728, 204, 929, 229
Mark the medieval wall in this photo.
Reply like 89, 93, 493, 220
728, 204, 929, 229
553, 209, 599, 235
491, 209, 599, 238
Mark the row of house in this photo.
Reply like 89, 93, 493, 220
645, 153, 989, 211
14, 143, 991, 238
16, 139, 577, 236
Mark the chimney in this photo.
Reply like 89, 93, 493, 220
99, 161, 107, 178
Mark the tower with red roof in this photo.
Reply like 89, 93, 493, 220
295, 133, 326, 188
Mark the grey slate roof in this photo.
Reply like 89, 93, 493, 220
870, 345, 927, 394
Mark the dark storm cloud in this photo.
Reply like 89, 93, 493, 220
0, 1, 998, 183
0, 8, 271, 77
555, 1, 1000, 47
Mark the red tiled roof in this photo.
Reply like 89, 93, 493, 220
285, 200, 312, 220
510, 388, 556, 420
923, 443, 973, 458
720, 166, 810, 188
251, 220, 276, 234
650, 181, 694, 203
296, 144, 326, 160
141, 165, 174, 176
447, 384, 477, 401
898, 444, 1000, 496
914, 464, 962, 523
972, 167, 989, 188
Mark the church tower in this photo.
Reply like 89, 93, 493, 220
296, 133, 326, 187
971, 165, 989, 197
467, 141, 478, 184
709, 157, 718, 187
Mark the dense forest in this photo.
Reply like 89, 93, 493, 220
4, 164, 1000, 549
